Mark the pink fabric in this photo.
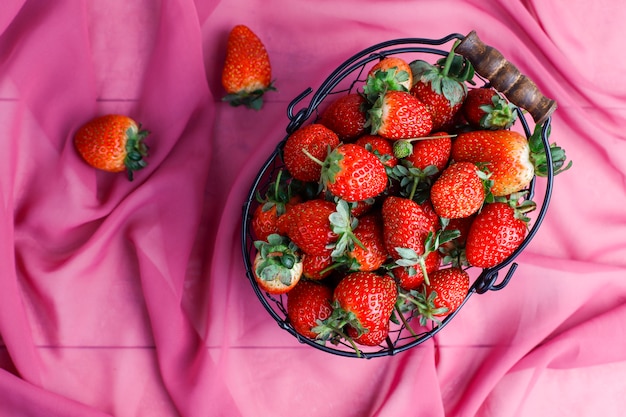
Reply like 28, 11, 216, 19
1, 0, 625, 416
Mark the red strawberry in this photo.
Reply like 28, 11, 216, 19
418, 267, 470, 320
439, 215, 475, 267
419, 200, 441, 231
392, 227, 459, 288
287, 280, 334, 339
461, 87, 517, 130
347, 199, 376, 218
221, 25, 275, 110
355, 135, 398, 168
251, 170, 300, 241
318, 93, 368, 141
316, 272, 398, 348
251, 204, 281, 242
302, 253, 334, 280
381, 196, 436, 260
451, 128, 572, 197
393, 250, 441, 290
465, 199, 534, 268
363, 56, 413, 102
409, 48, 474, 131
283, 124, 340, 182
430, 161, 488, 219
343, 213, 388, 272
367, 90, 432, 140
253, 234, 303, 294
410, 82, 462, 131
74, 114, 149, 181
279, 199, 338, 256
444, 216, 474, 246
402, 131, 452, 173
318, 143, 388, 202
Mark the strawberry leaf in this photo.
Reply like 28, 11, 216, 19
328, 199, 365, 258
529, 123, 573, 177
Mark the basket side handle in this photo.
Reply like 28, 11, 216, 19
456, 30, 557, 125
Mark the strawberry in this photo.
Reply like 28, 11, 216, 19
451, 127, 572, 197
251, 204, 282, 242
392, 227, 459, 288
418, 267, 470, 321
283, 123, 340, 182
439, 215, 475, 267
400, 131, 452, 173
347, 199, 376, 218
253, 234, 303, 294
366, 90, 432, 140
381, 196, 437, 260
419, 200, 441, 230
302, 253, 334, 280
409, 45, 474, 131
318, 93, 368, 141
221, 25, 275, 110
287, 280, 334, 339
362, 56, 413, 102
279, 199, 338, 256
317, 143, 388, 202
393, 250, 441, 290
354, 135, 398, 168
338, 213, 388, 272
251, 170, 300, 241
74, 114, 149, 181
460, 88, 492, 127
326, 199, 364, 259
465, 198, 535, 268
315, 272, 398, 348
461, 87, 517, 130
430, 161, 489, 219
410, 82, 463, 132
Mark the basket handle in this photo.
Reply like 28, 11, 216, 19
456, 30, 557, 125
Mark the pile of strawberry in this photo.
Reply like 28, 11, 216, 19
248, 42, 571, 355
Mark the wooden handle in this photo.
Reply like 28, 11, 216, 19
456, 30, 557, 124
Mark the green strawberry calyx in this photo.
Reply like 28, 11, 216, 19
397, 288, 448, 326
365, 93, 388, 135
319, 147, 344, 187
362, 67, 409, 104
255, 169, 295, 216
410, 41, 475, 107
480, 93, 518, 130
327, 199, 366, 258
392, 229, 460, 286
495, 192, 537, 223
253, 234, 301, 286
124, 124, 150, 181
528, 123, 573, 177
312, 301, 366, 357
301, 145, 343, 192
222, 81, 277, 110
388, 160, 438, 203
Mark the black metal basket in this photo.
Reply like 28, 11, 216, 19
241, 33, 554, 358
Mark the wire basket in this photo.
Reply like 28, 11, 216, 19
241, 32, 555, 358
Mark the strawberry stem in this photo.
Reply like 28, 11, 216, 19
395, 304, 418, 338
417, 258, 430, 286
441, 40, 461, 78
405, 134, 457, 143
408, 177, 419, 202
273, 169, 283, 202
301, 148, 324, 166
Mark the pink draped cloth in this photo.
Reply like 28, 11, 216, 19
1, 0, 625, 416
